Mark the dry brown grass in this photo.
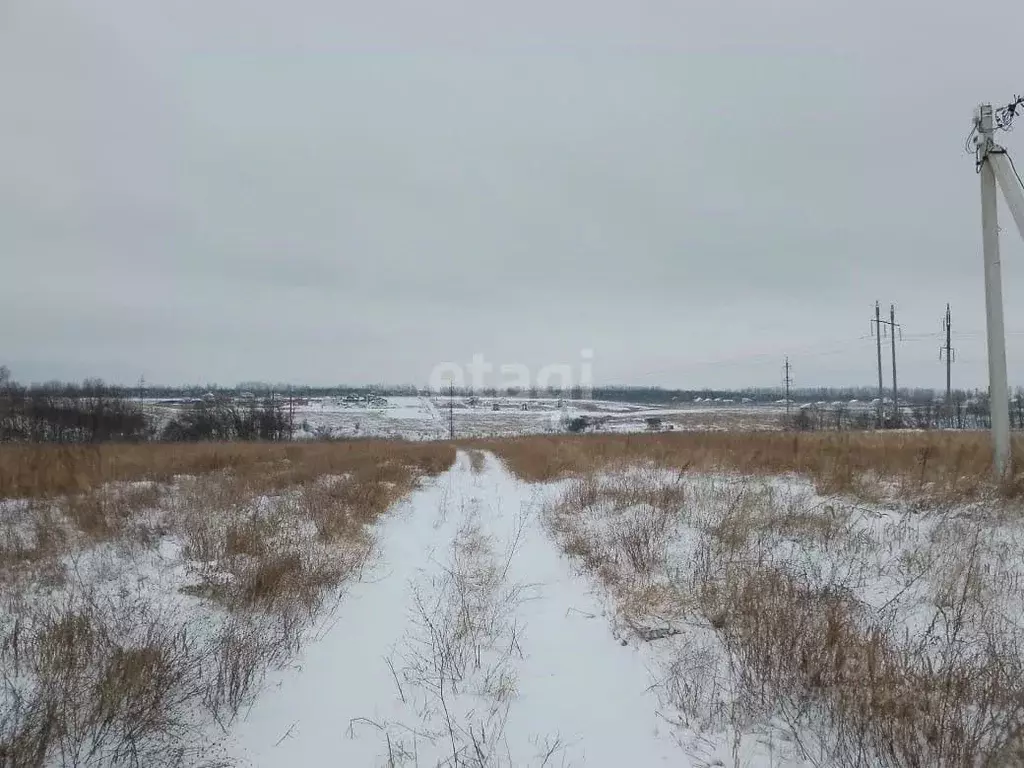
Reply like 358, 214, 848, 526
0, 440, 456, 765
172, 445, 449, 615
0, 440, 455, 500
477, 431, 1024, 502
543, 461, 1024, 765
696, 561, 1024, 766
1, 592, 208, 767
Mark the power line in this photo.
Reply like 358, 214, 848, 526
995, 95, 1024, 132
635, 336, 882, 378
1000, 149, 1024, 194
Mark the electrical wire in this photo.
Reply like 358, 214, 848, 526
986, 147, 1024, 198
995, 95, 1024, 132
972, 93, 1023, 172
965, 123, 979, 155
1005, 150, 1024, 195
630, 326, 1024, 384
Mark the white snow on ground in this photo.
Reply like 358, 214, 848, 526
225, 452, 681, 766
10, 451, 1012, 764
147, 395, 792, 441
534, 466, 1024, 766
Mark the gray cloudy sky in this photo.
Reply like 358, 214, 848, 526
3, 1, 1024, 390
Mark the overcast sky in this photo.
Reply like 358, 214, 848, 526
3, 1, 1024, 391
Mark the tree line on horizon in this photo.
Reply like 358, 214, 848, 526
0, 367, 1018, 442
0, 368, 291, 443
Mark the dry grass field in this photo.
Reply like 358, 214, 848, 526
0, 441, 455, 766
5, 432, 1024, 766
479, 432, 1024, 765
474, 431, 1024, 502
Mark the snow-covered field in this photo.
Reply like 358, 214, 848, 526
5, 441, 1021, 765
536, 465, 1024, 766
146, 395, 792, 441
225, 452, 681, 766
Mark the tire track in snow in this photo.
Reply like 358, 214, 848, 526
225, 451, 679, 766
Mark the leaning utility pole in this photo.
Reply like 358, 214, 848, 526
940, 304, 955, 412
889, 304, 900, 427
783, 356, 792, 416
972, 99, 1024, 477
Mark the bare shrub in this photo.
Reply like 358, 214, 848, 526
0, 591, 208, 767
694, 558, 1024, 766
203, 612, 306, 725
612, 506, 672, 575
0, 501, 68, 574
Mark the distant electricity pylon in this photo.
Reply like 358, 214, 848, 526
971, 98, 1024, 477
940, 304, 955, 410
783, 357, 792, 416
871, 302, 883, 426
448, 381, 455, 440
889, 305, 901, 427
870, 302, 900, 427
288, 386, 295, 440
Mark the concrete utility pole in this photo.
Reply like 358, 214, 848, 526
890, 304, 900, 427
288, 386, 295, 440
872, 302, 900, 427
784, 357, 792, 416
975, 103, 1012, 478
448, 381, 455, 440
941, 304, 955, 413
872, 302, 885, 426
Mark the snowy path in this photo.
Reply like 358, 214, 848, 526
226, 451, 679, 766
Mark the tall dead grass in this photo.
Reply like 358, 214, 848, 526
0, 441, 455, 500
544, 465, 1024, 765
2, 589, 209, 767
478, 431, 1024, 502
0, 440, 456, 765
358, 501, 550, 766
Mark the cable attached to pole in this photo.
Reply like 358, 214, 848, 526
970, 93, 1023, 172
991, 148, 1024, 195
995, 95, 1024, 131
